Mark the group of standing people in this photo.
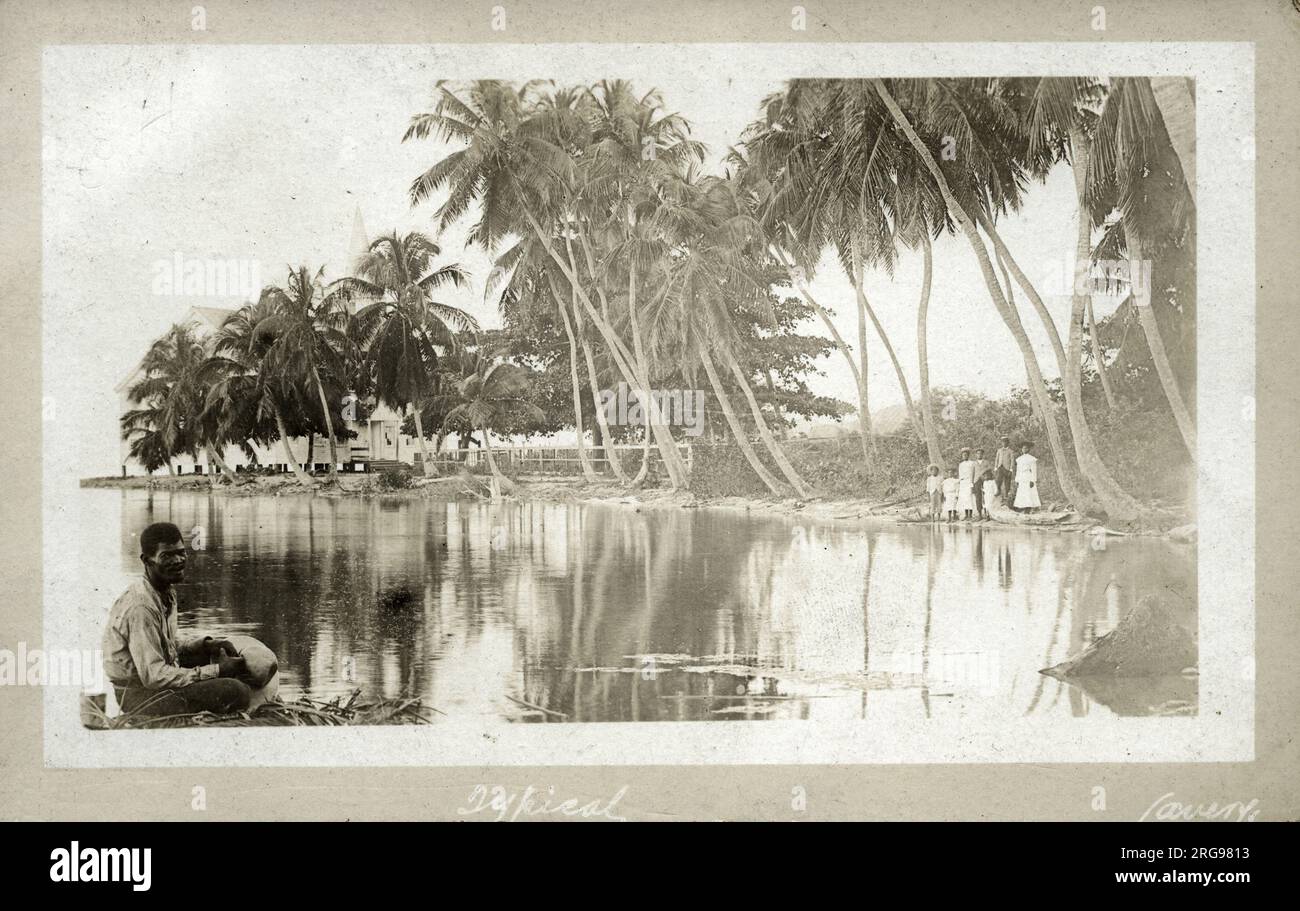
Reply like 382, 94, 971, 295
925, 435, 1042, 523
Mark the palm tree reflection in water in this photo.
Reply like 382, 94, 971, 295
119, 490, 1195, 724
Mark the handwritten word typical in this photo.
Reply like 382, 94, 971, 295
458, 784, 629, 822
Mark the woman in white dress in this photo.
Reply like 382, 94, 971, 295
1013, 442, 1042, 511
956, 447, 976, 519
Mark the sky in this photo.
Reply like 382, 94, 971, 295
43, 44, 1118, 476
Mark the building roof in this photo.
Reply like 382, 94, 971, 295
117, 209, 361, 394
113, 305, 237, 393
190, 306, 237, 333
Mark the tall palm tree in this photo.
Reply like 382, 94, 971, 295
872, 77, 1095, 510
203, 298, 317, 486
582, 80, 707, 486
1088, 77, 1196, 455
405, 80, 691, 489
741, 81, 942, 466
441, 354, 544, 486
985, 76, 1143, 518
914, 230, 943, 469
788, 80, 928, 443
338, 231, 476, 476
258, 265, 352, 480
656, 172, 811, 498
494, 228, 607, 483
739, 86, 878, 463
123, 322, 238, 481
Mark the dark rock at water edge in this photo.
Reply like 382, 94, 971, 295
1042, 591, 1197, 679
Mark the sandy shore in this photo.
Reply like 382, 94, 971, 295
80, 472, 1195, 541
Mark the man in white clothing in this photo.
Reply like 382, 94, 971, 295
1013, 442, 1042, 512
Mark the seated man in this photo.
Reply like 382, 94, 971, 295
103, 522, 252, 717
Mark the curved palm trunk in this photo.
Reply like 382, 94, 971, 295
853, 276, 873, 442
579, 328, 629, 483
479, 425, 507, 484
1150, 77, 1196, 206
166, 461, 177, 477
1064, 133, 1142, 517
572, 288, 629, 483
626, 261, 653, 488
850, 261, 923, 438
873, 78, 1091, 509
204, 443, 234, 485
773, 248, 872, 466
310, 366, 340, 479
992, 228, 1090, 509
980, 192, 1140, 518
270, 401, 315, 486
579, 234, 690, 489
916, 233, 945, 468
724, 350, 809, 498
1086, 296, 1118, 409
412, 407, 438, 478
1127, 230, 1196, 454
536, 219, 685, 488
630, 399, 651, 486
555, 294, 597, 483
980, 211, 1068, 371
698, 341, 785, 496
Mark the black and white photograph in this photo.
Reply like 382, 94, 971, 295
5, 0, 1292, 847
32, 37, 1257, 770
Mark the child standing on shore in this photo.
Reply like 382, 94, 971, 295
942, 468, 960, 524
981, 471, 997, 519
926, 465, 942, 521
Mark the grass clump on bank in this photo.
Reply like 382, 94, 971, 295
83, 690, 439, 729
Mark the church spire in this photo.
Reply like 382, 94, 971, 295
348, 206, 370, 269
341, 207, 370, 314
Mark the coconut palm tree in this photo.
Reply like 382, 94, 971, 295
872, 77, 1095, 510
121, 410, 174, 475
739, 81, 944, 467
123, 322, 240, 481
1088, 76, 1196, 455
648, 198, 786, 496
738, 86, 878, 463
203, 298, 317, 486
654, 171, 811, 498
257, 265, 353, 480
404, 80, 691, 489
440, 353, 544, 487
337, 231, 476, 476
582, 80, 708, 485
987, 76, 1143, 518
781, 79, 929, 444
493, 227, 607, 483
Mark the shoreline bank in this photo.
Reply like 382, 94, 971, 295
79, 473, 1196, 542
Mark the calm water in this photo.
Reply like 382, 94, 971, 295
106, 490, 1196, 722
